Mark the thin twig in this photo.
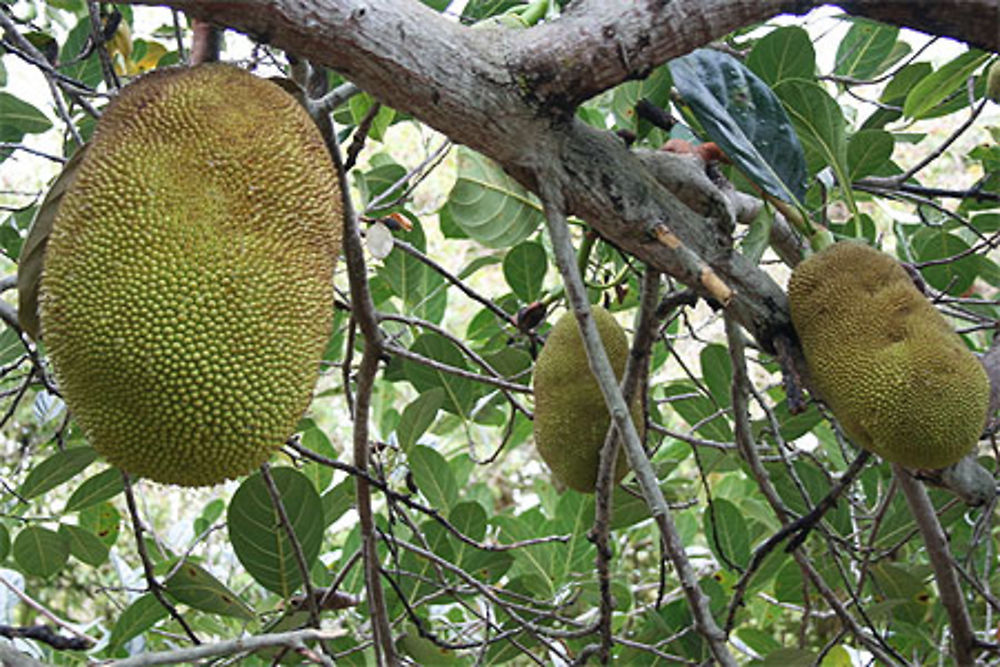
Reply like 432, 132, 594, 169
322, 113, 398, 665
122, 473, 201, 645
259, 464, 323, 629
539, 182, 736, 666
0, 575, 97, 646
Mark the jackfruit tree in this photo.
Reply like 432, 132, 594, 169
0, 1, 997, 666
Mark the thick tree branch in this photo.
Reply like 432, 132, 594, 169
115, 0, 995, 353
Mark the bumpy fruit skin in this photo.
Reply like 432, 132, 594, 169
40, 64, 342, 486
532, 307, 641, 492
788, 242, 989, 469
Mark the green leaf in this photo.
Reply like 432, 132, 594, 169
164, 560, 255, 620
442, 147, 543, 248
227, 467, 325, 597
321, 477, 356, 527
834, 19, 899, 80
409, 445, 458, 510
377, 220, 448, 324
847, 129, 894, 181
904, 50, 989, 119
299, 422, 338, 493
58, 524, 109, 567
397, 388, 444, 453
110, 594, 168, 651
610, 65, 673, 138
403, 333, 482, 415
18, 146, 88, 340
502, 241, 547, 303
348, 93, 396, 143
761, 648, 817, 666
19, 446, 98, 500
700, 343, 733, 409
747, 26, 816, 86
64, 467, 124, 512
774, 79, 847, 180
79, 502, 121, 547
912, 228, 978, 295
0, 93, 52, 142
670, 49, 808, 205
0, 523, 10, 561
355, 161, 407, 214
12, 526, 69, 578
702, 498, 750, 571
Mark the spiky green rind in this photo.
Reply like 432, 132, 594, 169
532, 307, 640, 493
41, 64, 342, 486
789, 242, 989, 469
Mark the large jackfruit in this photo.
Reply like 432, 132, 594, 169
788, 242, 989, 469
532, 307, 641, 493
37, 64, 342, 486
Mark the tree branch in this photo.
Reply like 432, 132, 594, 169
540, 185, 736, 666
893, 464, 977, 665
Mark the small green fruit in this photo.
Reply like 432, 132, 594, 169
532, 307, 641, 492
788, 242, 989, 469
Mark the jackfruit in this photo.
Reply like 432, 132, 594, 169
37, 64, 342, 486
532, 307, 641, 492
788, 242, 989, 469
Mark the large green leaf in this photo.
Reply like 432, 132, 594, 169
377, 220, 448, 324
903, 50, 989, 119
834, 18, 899, 80
610, 64, 672, 138
58, 524, 109, 567
109, 594, 168, 651
12, 526, 69, 578
19, 446, 98, 500
746, 26, 816, 87
702, 498, 750, 571
0, 524, 8, 561
409, 445, 458, 510
670, 49, 808, 204
502, 241, 547, 302
64, 467, 124, 512
164, 560, 255, 620
773, 80, 848, 184
847, 129, 894, 181
227, 468, 324, 597
403, 333, 483, 415
397, 388, 444, 453
912, 228, 978, 295
0, 93, 52, 142
700, 343, 733, 409
442, 147, 543, 248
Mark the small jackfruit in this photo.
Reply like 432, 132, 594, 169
788, 242, 989, 469
532, 307, 641, 493
38, 64, 342, 486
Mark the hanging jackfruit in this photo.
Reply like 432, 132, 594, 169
532, 307, 641, 492
788, 241, 989, 469
36, 64, 342, 486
